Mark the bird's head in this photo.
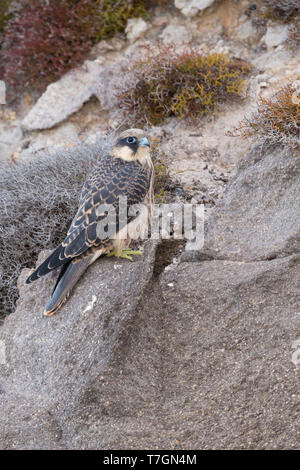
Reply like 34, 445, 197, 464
111, 128, 152, 168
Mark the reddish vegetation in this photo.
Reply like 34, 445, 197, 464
229, 84, 300, 148
0, 0, 148, 100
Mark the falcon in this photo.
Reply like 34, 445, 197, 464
26, 129, 154, 316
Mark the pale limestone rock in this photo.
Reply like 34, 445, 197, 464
125, 18, 149, 42
174, 0, 216, 17
263, 23, 289, 48
159, 24, 192, 45
22, 60, 103, 131
237, 20, 257, 42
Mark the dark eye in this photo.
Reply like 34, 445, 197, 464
126, 136, 136, 144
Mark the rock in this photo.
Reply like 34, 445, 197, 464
1, 238, 300, 448
236, 19, 257, 42
19, 123, 80, 159
156, 115, 251, 205
291, 79, 300, 105
174, 0, 216, 17
0, 241, 159, 449
258, 81, 268, 88
125, 18, 149, 41
263, 24, 289, 49
22, 60, 103, 131
89, 38, 125, 58
0, 121, 23, 161
1, 138, 300, 448
160, 254, 300, 449
159, 24, 192, 44
203, 144, 300, 261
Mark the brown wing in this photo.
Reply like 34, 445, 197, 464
26, 153, 152, 283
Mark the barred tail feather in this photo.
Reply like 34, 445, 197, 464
44, 256, 93, 316
26, 245, 67, 284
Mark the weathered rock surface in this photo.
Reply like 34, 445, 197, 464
174, 0, 216, 17
159, 24, 192, 44
22, 60, 104, 131
202, 144, 300, 261
1, 143, 300, 449
1, 240, 300, 448
0, 120, 23, 161
125, 18, 149, 42
0, 241, 159, 449
236, 19, 258, 43
263, 23, 289, 49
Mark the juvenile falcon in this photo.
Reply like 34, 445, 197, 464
26, 129, 154, 316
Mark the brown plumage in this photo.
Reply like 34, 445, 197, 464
26, 129, 154, 316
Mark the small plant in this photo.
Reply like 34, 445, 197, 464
0, 0, 150, 100
0, 0, 12, 33
114, 45, 253, 126
229, 83, 300, 149
262, 0, 300, 22
150, 137, 174, 202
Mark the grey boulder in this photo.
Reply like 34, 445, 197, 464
202, 144, 300, 261
1, 143, 300, 449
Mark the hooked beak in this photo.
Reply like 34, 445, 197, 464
139, 137, 150, 148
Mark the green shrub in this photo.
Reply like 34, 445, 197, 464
0, 0, 12, 33
114, 45, 253, 126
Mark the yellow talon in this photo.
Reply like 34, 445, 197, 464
107, 249, 143, 262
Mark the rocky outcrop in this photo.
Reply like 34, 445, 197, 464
202, 144, 300, 261
0, 241, 160, 449
263, 23, 289, 49
0, 144, 300, 449
22, 60, 104, 131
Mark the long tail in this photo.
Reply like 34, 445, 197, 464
44, 256, 93, 316
26, 245, 67, 284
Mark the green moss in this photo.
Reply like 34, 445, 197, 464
0, 0, 12, 33
92, 0, 148, 41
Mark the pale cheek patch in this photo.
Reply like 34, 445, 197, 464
112, 145, 152, 168
111, 146, 135, 161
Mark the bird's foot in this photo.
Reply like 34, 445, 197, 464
107, 249, 143, 262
